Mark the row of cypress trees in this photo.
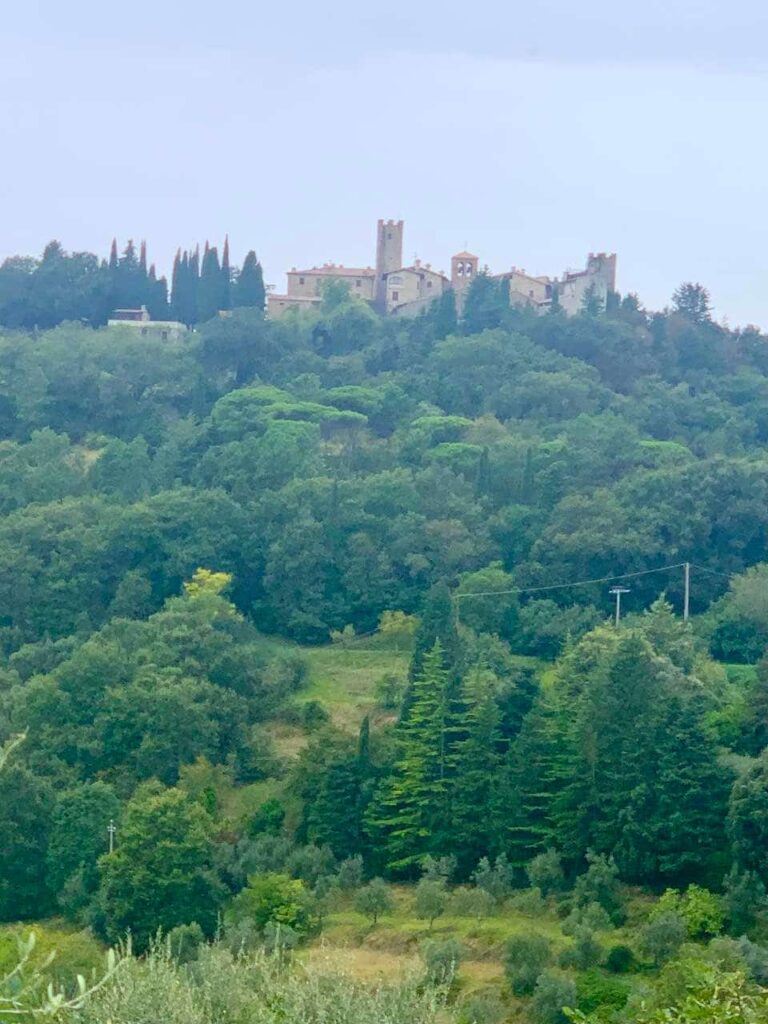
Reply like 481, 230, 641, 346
170, 240, 265, 325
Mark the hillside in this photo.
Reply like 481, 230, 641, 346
5, 278, 768, 1021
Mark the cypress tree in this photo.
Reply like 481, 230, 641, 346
234, 251, 265, 311
221, 235, 232, 310
109, 238, 118, 273
170, 249, 182, 317
433, 289, 458, 339
198, 244, 222, 323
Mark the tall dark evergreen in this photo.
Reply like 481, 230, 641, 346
198, 244, 223, 323
368, 642, 456, 874
221, 235, 232, 311
450, 674, 502, 875
233, 250, 265, 311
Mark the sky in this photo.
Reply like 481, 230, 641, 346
2, 0, 768, 325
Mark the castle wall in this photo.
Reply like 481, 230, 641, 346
286, 268, 376, 301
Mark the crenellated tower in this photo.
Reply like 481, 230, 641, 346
375, 219, 404, 310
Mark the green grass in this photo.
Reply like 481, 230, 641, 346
297, 644, 410, 731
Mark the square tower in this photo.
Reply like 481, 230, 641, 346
375, 219, 404, 310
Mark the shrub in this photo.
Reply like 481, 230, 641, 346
558, 927, 602, 971
473, 855, 513, 905
420, 937, 464, 986
527, 849, 565, 896
654, 885, 725, 939
448, 886, 495, 921
640, 911, 687, 966
248, 799, 285, 838
232, 873, 317, 936
723, 867, 768, 935
166, 922, 205, 964
562, 902, 612, 935
510, 887, 547, 917
710, 935, 768, 985
299, 700, 330, 731
375, 673, 405, 710
504, 933, 551, 995
422, 855, 456, 884
262, 920, 299, 954
572, 853, 625, 925
530, 969, 577, 1024
574, 969, 629, 1015
605, 943, 636, 973
457, 989, 506, 1024
74, 943, 448, 1024
336, 855, 364, 892
355, 878, 393, 925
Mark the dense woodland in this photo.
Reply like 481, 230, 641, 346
5, 265, 768, 1022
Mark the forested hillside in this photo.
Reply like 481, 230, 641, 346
6, 274, 768, 1022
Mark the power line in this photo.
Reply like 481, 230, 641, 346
453, 562, 688, 602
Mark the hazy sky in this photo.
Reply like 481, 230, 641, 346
3, 1, 768, 325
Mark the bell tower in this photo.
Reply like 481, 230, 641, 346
375, 219, 404, 311
451, 251, 479, 291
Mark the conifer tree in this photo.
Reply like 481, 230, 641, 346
368, 642, 456, 874
450, 673, 502, 875
109, 238, 118, 273
221, 235, 232, 310
234, 250, 265, 311
433, 289, 458, 339
198, 244, 222, 323
495, 695, 564, 867
408, 582, 462, 684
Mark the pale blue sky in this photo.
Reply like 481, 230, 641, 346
3, 1, 768, 325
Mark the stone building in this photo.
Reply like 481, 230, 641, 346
107, 305, 186, 340
266, 220, 616, 319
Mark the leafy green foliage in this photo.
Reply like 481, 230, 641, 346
504, 933, 552, 995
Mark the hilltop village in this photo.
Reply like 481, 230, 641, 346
267, 219, 617, 319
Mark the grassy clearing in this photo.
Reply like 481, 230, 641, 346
297, 644, 410, 731
0, 921, 105, 987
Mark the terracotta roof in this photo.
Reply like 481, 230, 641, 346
289, 266, 375, 277
452, 251, 478, 259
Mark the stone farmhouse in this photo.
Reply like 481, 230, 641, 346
266, 220, 616, 319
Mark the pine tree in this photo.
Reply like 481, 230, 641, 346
368, 642, 456, 874
234, 250, 265, 311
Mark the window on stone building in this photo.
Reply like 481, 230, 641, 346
427, 280, 433, 288
299, 276, 305, 285
392, 291, 399, 302
356, 279, 361, 287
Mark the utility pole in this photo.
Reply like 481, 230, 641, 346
107, 819, 116, 854
609, 586, 630, 627
683, 562, 690, 621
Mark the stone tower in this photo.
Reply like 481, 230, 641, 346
375, 219, 404, 311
